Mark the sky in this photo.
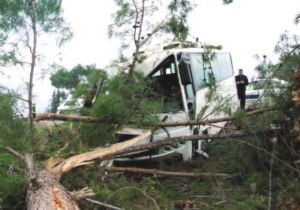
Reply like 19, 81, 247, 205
1, 0, 300, 113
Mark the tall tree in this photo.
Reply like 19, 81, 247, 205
0, 0, 72, 140
108, 0, 194, 80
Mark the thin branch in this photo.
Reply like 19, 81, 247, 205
236, 139, 300, 174
254, 44, 300, 104
85, 198, 123, 210
5, 147, 39, 187
5, 146, 25, 161
101, 166, 230, 177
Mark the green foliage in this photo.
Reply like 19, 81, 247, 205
274, 32, 300, 81
50, 64, 107, 92
0, 93, 29, 209
62, 167, 177, 210
108, 0, 194, 54
251, 32, 298, 113
78, 73, 161, 146
73, 67, 107, 99
165, 0, 194, 41
0, 0, 72, 65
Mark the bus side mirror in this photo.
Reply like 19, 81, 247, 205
179, 61, 192, 85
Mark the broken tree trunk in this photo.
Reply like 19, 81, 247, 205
26, 170, 82, 210
34, 109, 270, 127
6, 147, 90, 210
49, 131, 152, 178
5, 131, 152, 210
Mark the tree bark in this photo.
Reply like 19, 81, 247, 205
5, 147, 82, 210
34, 113, 101, 122
26, 170, 80, 210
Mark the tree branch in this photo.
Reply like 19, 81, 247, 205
85, 198, 124, 210
49, 130, 152, 178
101, 166, 230, 177
49, 128, 281, 178
34, 109, 271, 127
5, 146, 25, 161
5, 147, 39, 188
70, 187, 95, 201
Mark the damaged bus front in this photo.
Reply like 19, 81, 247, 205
114, 43, 238, 162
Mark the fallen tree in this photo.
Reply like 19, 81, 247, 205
6, 131, 152, 210
6, 128, 287, 210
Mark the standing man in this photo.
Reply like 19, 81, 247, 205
235, 69, 248, 109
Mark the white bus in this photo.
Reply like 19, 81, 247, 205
114, 42, 239, 162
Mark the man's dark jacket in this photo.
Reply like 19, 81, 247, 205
235, 74, 248, 97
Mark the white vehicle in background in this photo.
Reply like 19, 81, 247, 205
113, 41, 239, 162
245, 78, 288, 107
57, 98, 84, 114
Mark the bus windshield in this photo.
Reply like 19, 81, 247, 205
189, 52, 234, 91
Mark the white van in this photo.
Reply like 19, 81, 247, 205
57, 98, 84, 114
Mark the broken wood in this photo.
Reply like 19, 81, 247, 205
114, 129, 280, 158
35, 109, 271, 127
51, 128, 282, 179
101, 166, 230, 177
5, 131, 153, 210
49, 130, 152, 178
5, 147, 94, 210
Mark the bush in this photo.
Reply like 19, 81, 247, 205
0, 93, 29, 209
